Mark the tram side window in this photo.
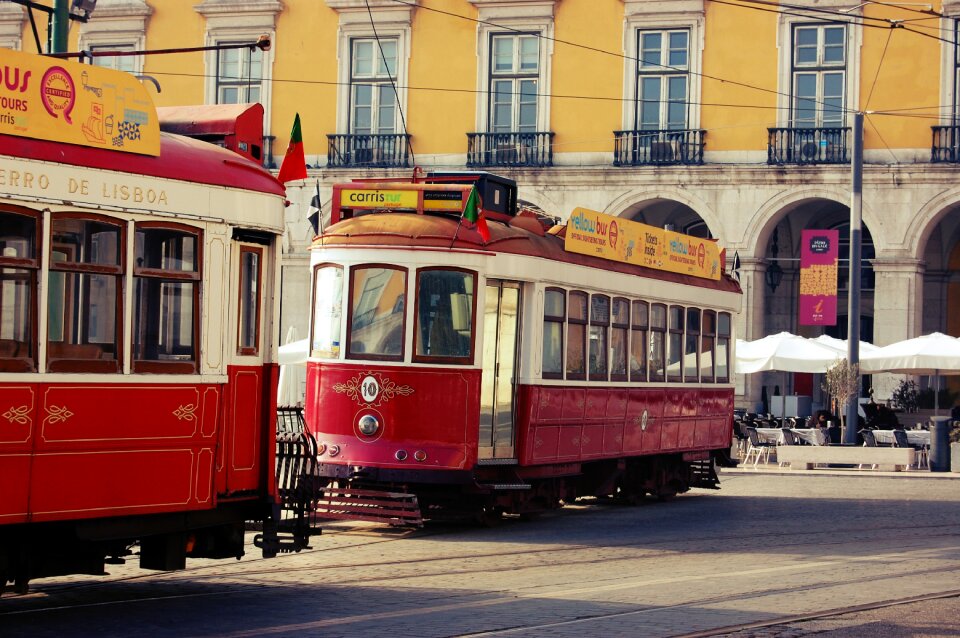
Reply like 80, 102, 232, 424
48, 215, 123, 373
610, 297, 629, 382
701, 310, 716, 382
717, 312, 731, 382
684, 307, 700, 383
238, 246, 262, 356
566, 291, 587, 380
629, 300, 648, 382
133, 225, 201, 373
0, 210, 38, 372
312, 264, 343, 358
348, 266, 406, 360
414, 268, 475, 363
542, 288, 565, 379
667, 305, 684, 382
589, 295, 610, 381
649, 303, 666, 382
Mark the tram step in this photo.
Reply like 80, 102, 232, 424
315, 487, 423, 527
475, 458, 519, 466
478, 483, 532, 491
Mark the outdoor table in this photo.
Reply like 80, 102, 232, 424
754, 428, 783, 445
789, 428, 827, 446
871, 430, 931, 447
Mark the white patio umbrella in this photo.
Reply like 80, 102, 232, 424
811, 334, 879, 355
735, 331, 844, 374
278, 338, 309, 365
860, 332, 960, 414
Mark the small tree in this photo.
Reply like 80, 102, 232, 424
823, 359, 860, 430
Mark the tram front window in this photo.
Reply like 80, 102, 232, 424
48, 216, 122, 372
133, 226, 201, 373
0, 210, 38, 371
349, 266, 406, 359
312, 265, 343, 358
415, 269, 475, 362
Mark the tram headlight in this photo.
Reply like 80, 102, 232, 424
358, 414, 380, 437
414, 450, 427, 462
395, 450, 408, 461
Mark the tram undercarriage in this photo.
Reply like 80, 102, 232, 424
310, 451, 726, 527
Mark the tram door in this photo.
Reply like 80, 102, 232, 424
479, 281, 521, 460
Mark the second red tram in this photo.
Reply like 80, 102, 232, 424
304, 171, 741, 524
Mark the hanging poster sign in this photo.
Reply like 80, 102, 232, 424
799, 229, 839, 325
0, 48, 160, 156
564, 207, 721, 280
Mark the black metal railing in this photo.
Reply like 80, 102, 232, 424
767, 127, 850, 165
931, 125, 960, 162
466, 131, 554, 168
613, 129, 705, 166
327, 133, 412, 169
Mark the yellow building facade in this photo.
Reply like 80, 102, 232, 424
5, 0, 960, 410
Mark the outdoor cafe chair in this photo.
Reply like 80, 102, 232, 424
744, 427, 773, 467
859, 429, 878, 470
892, 429, 928, 469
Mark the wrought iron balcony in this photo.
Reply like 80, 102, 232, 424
931, 125, 960, 162
613, 129, 705, 166
466, 132, 554, 168
767, 127, 850, 165
327, 134, 412, 169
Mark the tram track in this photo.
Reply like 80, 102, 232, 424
3, 514, 959, 620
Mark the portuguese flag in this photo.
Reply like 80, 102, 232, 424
278, 113, 308, 184
463, 186, 490, 242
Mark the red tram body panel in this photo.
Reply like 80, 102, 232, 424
303, 172, 742, 524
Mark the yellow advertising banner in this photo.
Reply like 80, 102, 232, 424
564, 207, 721, 280
0, 48, 160, 156
340, 188, 420, 209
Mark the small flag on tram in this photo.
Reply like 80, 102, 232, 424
463, 186, 490, 243
308, 192, 322, 235
278, 113, 308, 184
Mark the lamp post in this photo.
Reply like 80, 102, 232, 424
844, 112, 864, 445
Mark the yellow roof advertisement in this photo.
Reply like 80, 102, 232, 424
0, 48, 160, 156
564, 207, 722, 280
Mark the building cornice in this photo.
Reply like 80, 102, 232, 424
622, 0, 703, 17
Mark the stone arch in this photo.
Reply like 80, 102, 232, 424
906, 187, 960, 259
605, 186, 722, 241
741, 185, 873, 258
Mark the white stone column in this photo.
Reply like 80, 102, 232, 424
869, 258, 924, 401
735, 257, 767, 410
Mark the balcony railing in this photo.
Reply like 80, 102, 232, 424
466, 131, 554, 168
931, 125, 960, 162
767, 127, 850, 165
613, 129, 705, 166
327, 134, 412, 169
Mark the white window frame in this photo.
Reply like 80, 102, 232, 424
77, 0, 152, 74
622, 0, 704, 132
471, 0, 556, 133
938, 4, 960, 124
348, 36, 401, 135
775, 0, 862, 128
196, 0, 280, 135
0, 3, 25, 50
326, 0, 413, 136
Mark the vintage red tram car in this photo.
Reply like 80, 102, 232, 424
304, 171, 741, 524
0, 50, 300, 592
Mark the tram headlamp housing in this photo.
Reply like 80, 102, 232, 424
358, 414, 380, 437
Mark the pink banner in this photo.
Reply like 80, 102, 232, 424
799, 229, 839, 326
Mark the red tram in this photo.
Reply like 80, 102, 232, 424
0, 50, 300, 592
304, 171, 742, 525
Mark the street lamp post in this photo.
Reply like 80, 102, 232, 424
844, 112, 864, 445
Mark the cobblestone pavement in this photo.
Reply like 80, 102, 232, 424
2, 469, 960, 638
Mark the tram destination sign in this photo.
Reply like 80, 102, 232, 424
564, 207, 721, 280
0, 48, 160, 156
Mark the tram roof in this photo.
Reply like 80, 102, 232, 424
313, 212, 742, 294
0, 132, 285, 197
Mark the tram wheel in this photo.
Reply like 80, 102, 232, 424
477, 507, 503, 527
